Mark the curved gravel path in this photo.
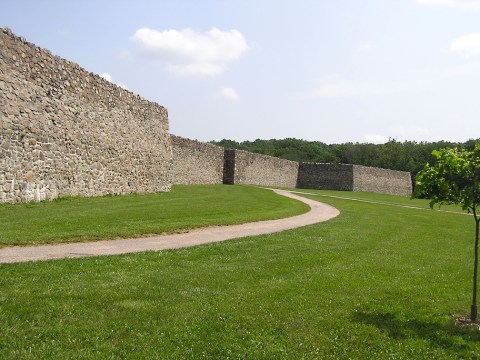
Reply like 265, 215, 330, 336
0, 189, 340, 264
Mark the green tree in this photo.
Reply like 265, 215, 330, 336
414, 146, 480, 322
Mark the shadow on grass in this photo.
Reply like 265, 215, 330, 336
353, 311, 480, 352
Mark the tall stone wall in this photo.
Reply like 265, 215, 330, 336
353, 165, 412, 197
296, 163, 354, 191
0, 28, 172, 203
171, 135, 224, 185
224, 149, 299, 188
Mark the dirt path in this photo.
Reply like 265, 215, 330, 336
0, 189, 340, 264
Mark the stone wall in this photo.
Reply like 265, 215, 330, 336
297, 163, 354, 191
224, 150, 299, 188
172, 145, 413, 196
296, 162, 412, 196
353, 165, 412, 197
171, 135, 224, 185
0, 28, 172, 203
0, 28, 413, 202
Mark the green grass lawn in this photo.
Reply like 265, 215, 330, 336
0, 185, 309, 247
1, 186, 480, 359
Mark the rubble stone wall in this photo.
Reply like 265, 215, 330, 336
353, 165, 412, 197
297, 163, 354, 191
171, 135, 224, 185
168, 139, 414, 196
296, 162, 412, 196
225, 150, 299, 188
0, 28, 172, 203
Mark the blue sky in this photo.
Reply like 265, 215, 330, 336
2, 0, 480, 144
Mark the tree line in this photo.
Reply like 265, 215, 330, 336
211, 138, 480, 179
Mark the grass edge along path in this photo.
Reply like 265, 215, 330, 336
0, 189, 339, 264
286, 188, 471, 216
0, 185, 310, 248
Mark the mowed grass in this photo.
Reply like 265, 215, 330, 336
1, 187, 480, 359
0, 185, 309, 247
286, 187, 468, 213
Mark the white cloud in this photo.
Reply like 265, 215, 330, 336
100, 72, 113, 82
99, 73, 128, 90
130, 27, 250, 77
219, 87, 239, 101
450, 33, 480, 57
364, 134, 388, 144
416, 0, 480, 11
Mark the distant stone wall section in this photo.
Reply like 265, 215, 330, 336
169, 143, 412, 196
353, 165, 412, 197
171, 135, 224, 185
224, 150, 299, 188
296, 163, 412, 196
297, 163, 354, 191
0, 28, 172, 203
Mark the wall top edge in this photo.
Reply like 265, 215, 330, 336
229, 149, 299, 164
351, 164, 411, 175
0, 27, 166, 112
171, 135, 224, 150
300, 162, 410, 175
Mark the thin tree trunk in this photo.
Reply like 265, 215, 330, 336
472, 210, 479, 322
